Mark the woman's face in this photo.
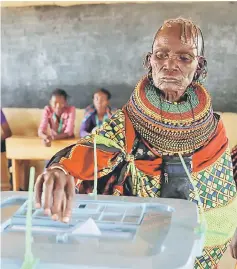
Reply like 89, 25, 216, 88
50, 95, 67, 116
149, 23, 199, 102
93, 92, 109, 113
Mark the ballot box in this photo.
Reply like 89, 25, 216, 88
1, 192, 205, 269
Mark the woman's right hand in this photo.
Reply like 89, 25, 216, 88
34, 165, 75, 223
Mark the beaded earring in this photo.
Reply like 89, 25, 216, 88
193, 60, 208, 84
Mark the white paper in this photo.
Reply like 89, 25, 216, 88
72, 218, 102, 236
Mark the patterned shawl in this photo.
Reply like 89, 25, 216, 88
55, 77, 237, 268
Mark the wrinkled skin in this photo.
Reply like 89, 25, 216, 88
146, 23, 199, 102
34, 167, 75, 222
34, 23, 200, 221
33, 22, 203, 220
33, 22, 237, 261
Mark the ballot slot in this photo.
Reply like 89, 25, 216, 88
3, 200, 146, 236
2, 198, 174, 245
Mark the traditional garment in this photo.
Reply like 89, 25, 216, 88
79, 104, 116, 137
38, 105, 76, 137
49, 77, 237, 269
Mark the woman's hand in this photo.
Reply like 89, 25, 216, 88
34, 165, 75, 223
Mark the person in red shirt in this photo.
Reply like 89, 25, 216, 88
38, 89, 75, 147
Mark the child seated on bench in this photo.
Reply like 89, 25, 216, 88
79, 88, 115, 137
38, 89, 75, 147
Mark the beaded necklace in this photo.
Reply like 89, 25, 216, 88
125, 76, 218, 155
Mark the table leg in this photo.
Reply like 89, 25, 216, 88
0, 152, 11, 191
21, 160, 30, 190
12, 159, 21, 191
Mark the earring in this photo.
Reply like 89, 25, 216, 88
143, 52, 152, 70
147, 69, 154, 84
193, 71, 199, 81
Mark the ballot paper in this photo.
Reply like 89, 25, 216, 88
72, 217, 102, 236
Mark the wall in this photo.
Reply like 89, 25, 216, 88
1, 1, 146, 8
1, 2, 237, 111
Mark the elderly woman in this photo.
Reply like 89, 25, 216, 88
35, 18, 237, 268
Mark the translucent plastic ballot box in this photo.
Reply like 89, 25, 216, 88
1, 192, 205, 269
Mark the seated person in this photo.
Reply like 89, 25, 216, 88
79, 88, 116, 137
1, 109, 12, 190
38, 89, 75, 146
